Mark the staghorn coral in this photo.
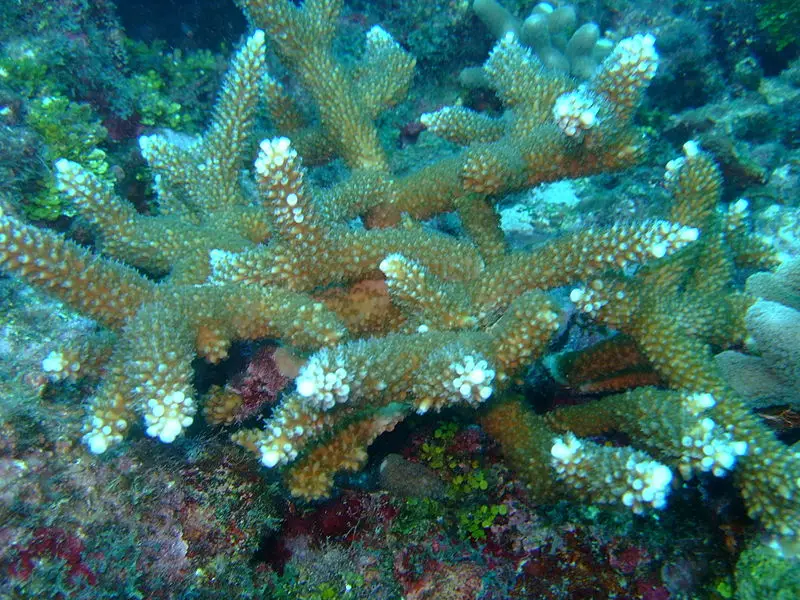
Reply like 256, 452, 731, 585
402, 29, 657, 226
0, 0, 797, 554
562, 143, 798, 548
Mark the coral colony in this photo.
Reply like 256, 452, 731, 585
1, 0, 798, 557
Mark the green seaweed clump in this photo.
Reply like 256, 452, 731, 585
757, 0, 800, 51
270, 564, 368, 600
736, 541, 800, 599
0, 42, 53, 98
129, 69, 184, 130
126, 40, 224, 133
457, 502, 508, 542
25, 95, 109, 220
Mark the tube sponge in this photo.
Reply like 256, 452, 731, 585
716, 258, 800, 409
469, 0, 613, 82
